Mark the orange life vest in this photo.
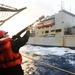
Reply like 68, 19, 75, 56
0, 38, 22, 68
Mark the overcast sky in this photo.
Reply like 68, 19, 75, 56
0, 0, 75, 35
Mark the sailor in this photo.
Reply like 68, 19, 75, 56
0, 29, 30, 75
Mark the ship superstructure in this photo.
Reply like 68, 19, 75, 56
28, 10, 75, 48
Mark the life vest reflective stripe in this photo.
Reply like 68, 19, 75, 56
0, 38, 22, 68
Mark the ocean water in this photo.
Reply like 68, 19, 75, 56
20, 45, 75, 75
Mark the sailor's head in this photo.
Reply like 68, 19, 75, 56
0, 30, 9, 39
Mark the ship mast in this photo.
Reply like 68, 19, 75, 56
61, 0, 65, 10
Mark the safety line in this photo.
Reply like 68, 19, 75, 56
22, 55, 75, 75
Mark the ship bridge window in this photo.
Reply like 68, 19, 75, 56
51, 34, 55, 36
45, 31, 49, 33
42, 31, 44, 34
56, 29, 61, 32
51, 30, 55, 32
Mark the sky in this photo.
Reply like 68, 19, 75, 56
0, 0, 75, 36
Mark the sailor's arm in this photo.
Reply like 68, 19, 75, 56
11, 30, 30, 53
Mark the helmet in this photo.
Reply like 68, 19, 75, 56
0, 30, 8, 38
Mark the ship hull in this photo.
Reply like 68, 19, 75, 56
27, 35, 75, 48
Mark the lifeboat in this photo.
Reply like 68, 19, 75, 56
36, 24, 44, 28
36, 22, 53, 28
44, 22, 53, 27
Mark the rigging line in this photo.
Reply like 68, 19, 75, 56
22, 54, 75, 75
0, 7, 26, 26
0, 4, 17, 10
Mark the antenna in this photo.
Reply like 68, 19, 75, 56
61, 0, 65, 10
70, 5, 71, 12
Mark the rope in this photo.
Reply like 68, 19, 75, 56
22, 54, 75, 75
